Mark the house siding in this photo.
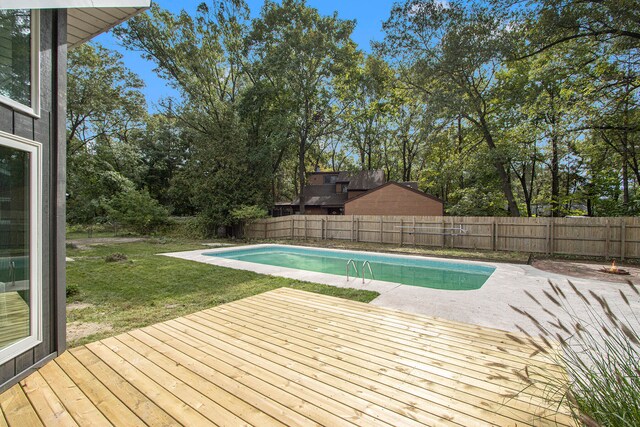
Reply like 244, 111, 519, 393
0, 9, 67, 392
345, 184, 444, 216
305, 206, 327, 215
308, 174, 325, 185
347, 190, 366, 199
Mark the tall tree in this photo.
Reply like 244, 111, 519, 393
66, 43, 148, 224
378, 1, 521, 215
67, 43, 146, 155
247, 0, 359, 213
499, 0, 640, 59
115, 1, 273, 229
340, 55, 394, 171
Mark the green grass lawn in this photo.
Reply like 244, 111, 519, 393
66, 238, 379, 347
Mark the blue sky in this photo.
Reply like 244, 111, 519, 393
95, 0, 392, 111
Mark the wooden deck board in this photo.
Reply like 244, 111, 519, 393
0, 381, 43, 427
196, 300, 570, 426
0, 288, 576, 426
0, 291, 30, 349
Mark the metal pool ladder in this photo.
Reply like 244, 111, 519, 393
362, 260, 374, 284
346, 259, 358, 281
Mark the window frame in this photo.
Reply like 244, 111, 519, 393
0, 130, 42, 365
0, 9, 40, 118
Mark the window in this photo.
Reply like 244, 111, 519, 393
324, 175, 337, 184
0, 131, 41, 364
0, 9, 39, 116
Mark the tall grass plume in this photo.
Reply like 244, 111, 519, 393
509, 280, 640, 427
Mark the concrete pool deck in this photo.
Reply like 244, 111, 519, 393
163, 244, 640, 337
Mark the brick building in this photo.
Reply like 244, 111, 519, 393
344, 182, 444, 216
275, 170, 444, 216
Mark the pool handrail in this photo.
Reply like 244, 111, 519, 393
362, 260, 374, 284
346, 259, 358, 281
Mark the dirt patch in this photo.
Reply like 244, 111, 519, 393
532, 259, 640, 283
66, 302, 95, 311
67, 321, 112, 342
67, 237, 146, 250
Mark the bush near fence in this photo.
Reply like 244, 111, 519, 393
245, 216, 640, 260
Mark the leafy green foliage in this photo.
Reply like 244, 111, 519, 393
66, 283, 80, 298
103, 188, 169, 234
104, 253, 128, 263
247, 0, 359, 213
230, 205, 268, 223
65, 0, 640, 223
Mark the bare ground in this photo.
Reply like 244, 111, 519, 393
67, 237, 146, 250
66, 321, 113, 343
66, 302, 94, 311
532, 258, 640, 284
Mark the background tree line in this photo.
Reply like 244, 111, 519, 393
66, 0, 640, 234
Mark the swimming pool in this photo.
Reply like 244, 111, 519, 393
205, 246, 495, 290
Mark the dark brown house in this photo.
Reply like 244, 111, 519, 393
278, 170, 443, 216
345, 182, 444, 216
0, 0, 149, 393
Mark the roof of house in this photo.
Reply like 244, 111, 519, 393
333, 170, 385, 189
3, 1, 151, 48
291, 185, 348, 207
344, 181, 445, 205
401, 181, 419, 190
306, 169, 385, 188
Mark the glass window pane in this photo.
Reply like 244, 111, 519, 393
0, 145, 30, 350
0, 10, 31, 107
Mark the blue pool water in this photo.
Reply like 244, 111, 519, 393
205, 246, 495, 290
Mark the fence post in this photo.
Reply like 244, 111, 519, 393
290, 217, 294, 240
492, 219, 497, 251
450, 218, 455, 249
412, 216, 416, 247
351, 216, 355, 242
605, 220, 610, 259
304, 216, 307, 241
400, 218, 404, 246
356, 218, 360, 243
546, 221, 551, 255
264, 221, 268, 239
441, 218, 446, 248
621, 219, 626, 261
550, 219, 555, 256
379, 217, 383, 244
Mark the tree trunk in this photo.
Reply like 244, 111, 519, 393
622, 92, 630, 209
550, 133, 560, 217
479, 117, 520, 216
298, 137, 306, 214
457, 115, 464, 188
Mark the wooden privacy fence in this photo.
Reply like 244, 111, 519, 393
246, 215, 640, 260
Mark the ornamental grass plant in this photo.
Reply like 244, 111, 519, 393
509, 280, 640, 427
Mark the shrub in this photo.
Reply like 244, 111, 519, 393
161, 216, 210, 239
230, 205, 268, 237
105, 252, 128, 263
104, 188, 169, 234
66, 283, 79, 297
509, 280, 640, 427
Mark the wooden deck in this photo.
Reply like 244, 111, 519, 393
0, 291, 29, 349
0, 288, 575, 426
